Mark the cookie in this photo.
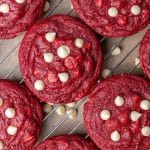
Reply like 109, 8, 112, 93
0, 80, 43, 150
35, 135, 98, 150
71, 0, 150, 37
19, 15, 103, 104
140, 29, 150, 79
84, 74, 150, 150
0, 0, 46, 39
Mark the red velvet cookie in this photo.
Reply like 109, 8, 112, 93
140, 29, 150, 80
84, 74, 150, 150
0, 80, 43, 150
0, 0, 46, 39
35, 135, 98, 150
71, 0, 150, 37
19, 15, 103, 104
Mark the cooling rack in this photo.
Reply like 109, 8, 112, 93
0, 0, 149, 145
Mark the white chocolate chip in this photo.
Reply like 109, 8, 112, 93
66, 102, 76, 108
15, 0, 25, 4
0, 97, 3, 107
43, 52, 54, 63
5, 108, 16, 118
141, 126, 150, 136
71, 2, 73, 9
44, 1, 50, 12
56, 106, 66, 115
7, 126, 17, 135
131, 5, 141, 16
58, 72, 69, 83
34, 80, 45, 91
108, 7, 118, 17
57, 45, 70, 58
111, 47, 121, 56
111, 131, 121, 142
134, 57, 140, 68
0, 141, 3, 150
100, 109, 111, 120
45, 32, 56, 42
130, 111, 142, 121
102, 69, 112, 78
0, 3, 10, 14
43, 103, 53, 113
74, 38, 84, 48
66, 109, 78, 120
114, 96, 125, 106
140, 100, 150, 110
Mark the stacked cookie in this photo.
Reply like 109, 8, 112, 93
19, 15, 103, 104
71, 0, 150, 37
0, 0, 150, 150
0, 80, 43, 149
84, 74, 150, 150
0, 0, 46, 39
35, 135, 98, 150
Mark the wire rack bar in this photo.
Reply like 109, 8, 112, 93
44, 0, 64, 18
0, 42, 20, 64
111, 41, 140, 74
69, 120, 84, 135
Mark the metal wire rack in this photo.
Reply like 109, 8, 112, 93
0, 0, 149, 146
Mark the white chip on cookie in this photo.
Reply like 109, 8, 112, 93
130, 111, 141, 121
7, 126, 17, 135
57, 46, 70, 59
141, 126, 150, 136
111, 130, 120, 142
74, 38, 84, 48
43, 52, 54, 63
100, 109, 111, 120
131, 5, 141, 16
0, 3, 10, 14
140, 100, 150, 110
114, 96, 125, 106
16, 0, 26, 4
58, 72, 69, 83
45, 32, 56, 42
5, 108, 16, 118
108, 7, 118, 17
34, 80, 45, 91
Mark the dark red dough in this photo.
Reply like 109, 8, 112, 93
84, 74, 150, 150
0, 0, 46, 39
140, 29, 150, 80
19, 15, 103, 104
0, 80, 43, 150
71, 0, 150, 37
35, 135, 98, 150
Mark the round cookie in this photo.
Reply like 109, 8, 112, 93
0, 0, 46, 39
19, 15, 103, 104
0, 80, 43, 149
84, 74, 150, 150
140, 29, 150, 79
71, 0, 150, 37
35, 135, 98, 150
